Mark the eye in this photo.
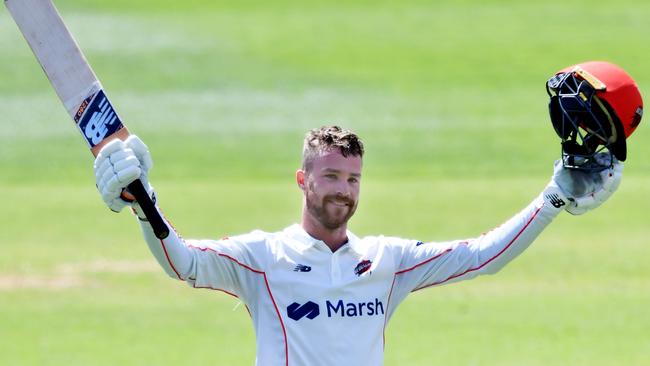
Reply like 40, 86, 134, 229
324, 174, 337, 180
348, 177, 359, 184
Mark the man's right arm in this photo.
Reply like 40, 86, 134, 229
136, 214, 268, 304
93, 136, 253, 298
135, 214, 194, 281
93, 135, 192, 279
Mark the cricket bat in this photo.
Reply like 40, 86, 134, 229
5, 0, 169, 239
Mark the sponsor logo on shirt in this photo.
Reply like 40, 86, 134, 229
287, 301, 320, 321
354, 259, 372, 276
293, 264, 312, 272
286, 298, 385, 321
326, 298, 384, 317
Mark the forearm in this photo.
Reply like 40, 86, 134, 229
414, 189, 565, 290
471, 190, 563, 276
136, 213, 195, 281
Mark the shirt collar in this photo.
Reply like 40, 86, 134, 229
283, 224, 363, 255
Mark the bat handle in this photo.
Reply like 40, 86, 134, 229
127, 179, 170, 239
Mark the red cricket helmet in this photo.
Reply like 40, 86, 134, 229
546, 61, 643, 169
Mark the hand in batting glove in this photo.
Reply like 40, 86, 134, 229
94, 135, 155, 217
547, 153, 623, 215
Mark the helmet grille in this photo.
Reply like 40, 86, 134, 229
546, 71, 618, 171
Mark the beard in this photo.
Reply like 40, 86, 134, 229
305, 191, 357, 230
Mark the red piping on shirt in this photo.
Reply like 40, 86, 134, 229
159, 238, 183, 280
193, 285, 239, 299
413, 204, 544, 291
382, 203, 544, 347
382, 249, 451, 348
395, 248, 453, 275
188, 245, 290, 366
192, 285, 252, 317
155, 213, 183, 280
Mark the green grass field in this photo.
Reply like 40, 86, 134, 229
1, 0, 649, 364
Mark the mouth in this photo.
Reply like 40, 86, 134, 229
327, 198, 352, 207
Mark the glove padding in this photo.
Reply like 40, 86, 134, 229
94, 135, 154, 214
548, 153, 623, 215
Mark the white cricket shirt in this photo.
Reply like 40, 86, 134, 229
139, 189, 565, 365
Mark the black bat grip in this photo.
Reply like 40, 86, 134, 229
127, 179, 170, 239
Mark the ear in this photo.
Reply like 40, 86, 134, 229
296, 170, 306, 191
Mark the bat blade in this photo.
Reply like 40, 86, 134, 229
5, 0, 169, 239
5, 0, 128, 155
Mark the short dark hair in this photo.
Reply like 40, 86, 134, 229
302, 125, 364, 171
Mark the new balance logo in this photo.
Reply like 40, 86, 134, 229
546, 193, 566, 208
77, 90, 124, 148
293, 264, 311, 272
287, 301, 320, 321
85, 96, 118, 145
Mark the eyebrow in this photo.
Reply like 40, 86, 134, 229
322, 168, 361, 177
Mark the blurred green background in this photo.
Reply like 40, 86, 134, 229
1, 0, 649, 365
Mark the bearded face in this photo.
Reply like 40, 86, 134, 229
299, 150, 362, 231
305, 183, 358, 230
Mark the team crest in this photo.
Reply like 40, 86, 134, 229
354, 259, 372, 276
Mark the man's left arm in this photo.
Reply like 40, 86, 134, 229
393, 156, 622, 292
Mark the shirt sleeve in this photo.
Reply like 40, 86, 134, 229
390, 190, 564, 300
138, 217, 267, 302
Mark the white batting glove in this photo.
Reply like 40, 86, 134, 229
547, 153, 623, 215
94, 135, 155, 215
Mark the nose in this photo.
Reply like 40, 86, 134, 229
334, 181, 352, 198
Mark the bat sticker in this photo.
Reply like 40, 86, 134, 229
75, 90, 124, 148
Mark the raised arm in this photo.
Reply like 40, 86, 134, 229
92, 136, 257, 299
392, 156, 623, 296
92, 136, 194, 279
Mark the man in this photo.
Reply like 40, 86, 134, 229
93, 62, 640, 365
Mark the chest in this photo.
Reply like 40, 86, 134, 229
265, 243, 397, 309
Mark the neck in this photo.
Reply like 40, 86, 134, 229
301, 214, 348, 252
